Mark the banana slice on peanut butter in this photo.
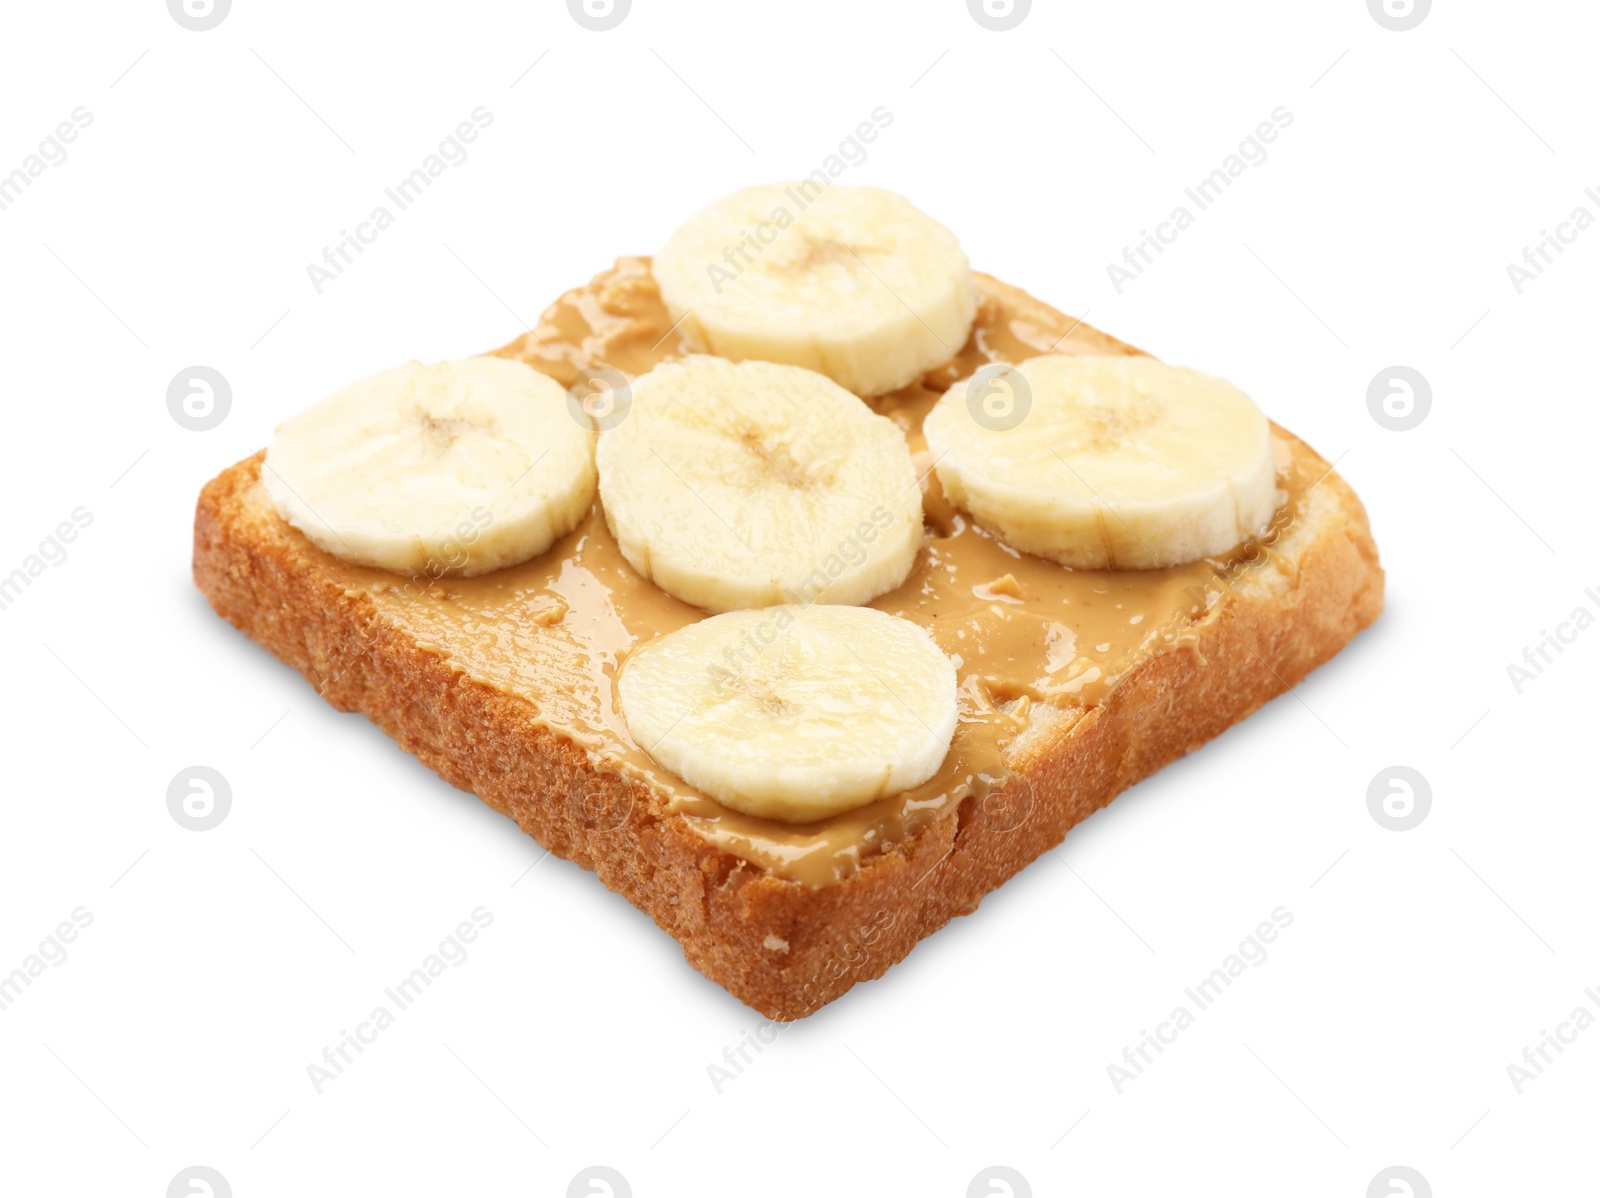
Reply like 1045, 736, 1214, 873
651, 183, 977, 397
618, 605, 959, 821
923, 354, 1278, 569
595, 355, 924, 613
262, 358, 594, 577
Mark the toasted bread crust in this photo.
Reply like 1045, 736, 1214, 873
193, 305, 1383, 1021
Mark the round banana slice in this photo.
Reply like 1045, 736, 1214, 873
923, 355, 1278, 569
262, 357, 595, 577
618, 605, 958, 822
595, 355, 924, 613
652, 183, 977, 397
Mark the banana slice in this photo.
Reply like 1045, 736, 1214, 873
262, 357, 595, 577
617, 605, 958, 821
595, 355, 924, 613
652, 183, 977, 396
923, 355, 1278, 569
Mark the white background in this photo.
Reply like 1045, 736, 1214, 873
1, 1, 1593, 1195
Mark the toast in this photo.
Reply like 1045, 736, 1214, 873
193, 263, 1384, 1019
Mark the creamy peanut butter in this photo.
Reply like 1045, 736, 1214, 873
305, 258, 1313, 887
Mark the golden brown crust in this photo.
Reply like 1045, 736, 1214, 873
192, 293, 1383, 1020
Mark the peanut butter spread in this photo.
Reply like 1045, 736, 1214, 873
305, 258, 1312, 887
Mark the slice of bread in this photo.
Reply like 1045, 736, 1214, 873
193, 271, 1383, 1019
